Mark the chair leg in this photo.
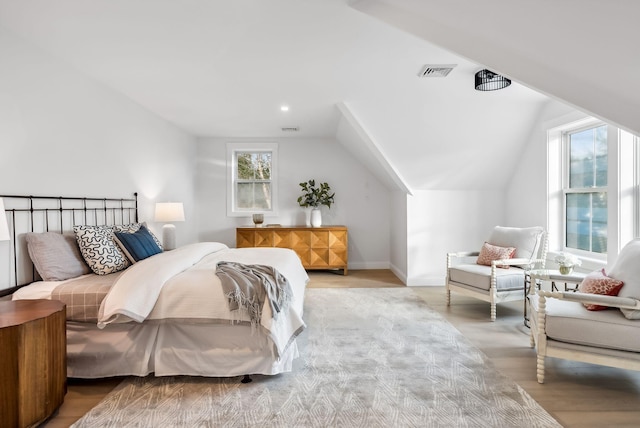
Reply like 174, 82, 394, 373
530, 331, 535, 348
536, 354, 545, 384
490, 302, 496, 322
446, 286, 451, 306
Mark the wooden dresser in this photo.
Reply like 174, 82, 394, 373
236, 225, 348, 275
0, 299, 66, 428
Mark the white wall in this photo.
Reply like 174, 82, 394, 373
389, 190, 408, 282
195, 137, 391, 270
0, 29, 197, 290
406, 189, 505, 286
505, 100, 579, 230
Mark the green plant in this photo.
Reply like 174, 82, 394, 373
297, 179, 335, 208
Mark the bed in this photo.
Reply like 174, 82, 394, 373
2, 194, 308, 379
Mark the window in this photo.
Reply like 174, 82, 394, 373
564, 124, 608, 253
227, 143, 278, 216
549, 116, 639, 266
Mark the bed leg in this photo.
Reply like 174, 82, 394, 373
241, 375, 252, 384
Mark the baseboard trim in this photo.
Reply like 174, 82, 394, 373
406, 275, 445, 287
389, 263, 407, 285
347, 261, 390, 270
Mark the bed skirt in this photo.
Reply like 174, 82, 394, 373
66, 321, 298, 378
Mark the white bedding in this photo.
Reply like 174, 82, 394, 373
64, 321, 300, 378
12, 274, 95, 300
13, 242, 309, 378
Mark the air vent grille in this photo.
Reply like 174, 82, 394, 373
418, 64, 457, 78
281, 127, 299, 132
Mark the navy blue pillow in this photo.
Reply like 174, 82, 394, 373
113, 225, 162, 263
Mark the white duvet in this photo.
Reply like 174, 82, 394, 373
91, 242, 306, 359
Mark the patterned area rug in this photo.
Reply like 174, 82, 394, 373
72, 288, 560, 427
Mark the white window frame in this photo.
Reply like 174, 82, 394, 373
548, 116, 607, 266
226, 142, 278, 217
624, 131, 640, 243
561, 121, 608, 258
547, 115, 639, 268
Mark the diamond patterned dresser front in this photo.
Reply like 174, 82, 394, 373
236, 226, 348, 275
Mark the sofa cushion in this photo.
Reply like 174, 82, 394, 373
488, 226, 544, 261
577, 269, 624, 311
476, 242, 516, 269
531, 297, 640, 353
449, 264, 524, 291
608, 238, 640, 319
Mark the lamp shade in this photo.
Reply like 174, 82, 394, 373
154, 202, 185, 223
475, 69, 511, 91
0, 198, 10, 241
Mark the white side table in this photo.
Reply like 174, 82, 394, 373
524, 269, 587, 327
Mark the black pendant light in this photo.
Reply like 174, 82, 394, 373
475, 69, 511, 91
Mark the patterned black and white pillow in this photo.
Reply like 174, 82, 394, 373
74, 225, 131, 275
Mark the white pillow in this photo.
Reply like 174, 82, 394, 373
608, 238, 640, 319
488, 226, 544, 261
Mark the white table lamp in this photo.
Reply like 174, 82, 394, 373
154, 202, 185, 250
0, 198, 10, 242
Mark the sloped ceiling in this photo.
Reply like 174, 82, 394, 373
0, 0, 552, 192
353, 0, 640, 137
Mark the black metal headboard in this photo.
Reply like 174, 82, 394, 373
0, 193, 138, 296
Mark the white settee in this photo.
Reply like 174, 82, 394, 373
530, 239, 640, 383
446, 226, 546, 321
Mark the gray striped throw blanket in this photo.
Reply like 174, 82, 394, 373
215, 261, 293, 327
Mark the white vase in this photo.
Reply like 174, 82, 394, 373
559, 265, 573, 275
310, 208, 322, 227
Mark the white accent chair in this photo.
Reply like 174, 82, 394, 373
530, 238, 640, 383
446, 226, 547, 321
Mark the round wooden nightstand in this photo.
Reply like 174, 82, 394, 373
0, 299, 66, 428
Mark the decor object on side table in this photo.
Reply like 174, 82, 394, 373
252, 213, 264, 227
154, 202, 185, 250
297, 179, 335, 228
554, 252, 581, 274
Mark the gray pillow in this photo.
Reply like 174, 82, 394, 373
26, 232, 91, 281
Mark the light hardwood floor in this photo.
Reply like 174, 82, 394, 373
42, 270, 640, 427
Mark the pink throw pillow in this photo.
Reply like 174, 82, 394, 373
477, 242, 516, 269
577, 269, 624, 311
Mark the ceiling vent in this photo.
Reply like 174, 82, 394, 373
281, 127, 299, 132
417, 64, 457, 78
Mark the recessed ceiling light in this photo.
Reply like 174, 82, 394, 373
280, 105, 289, 112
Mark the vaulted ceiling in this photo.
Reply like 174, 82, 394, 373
2, 0, 630, 193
